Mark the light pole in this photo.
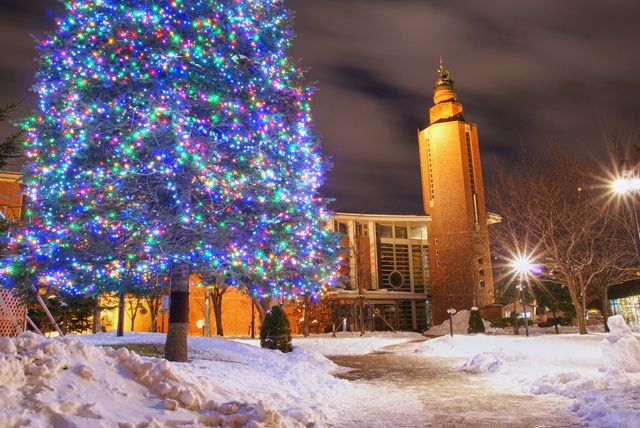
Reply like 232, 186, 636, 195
446, 308, 456, 337
511, 255, 536, 337
612, 169, 640, 264
516, 283, 529, 337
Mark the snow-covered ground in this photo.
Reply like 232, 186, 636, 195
233, 330, 424, 356
416, 315, 640, 427
0, 330, 422, 427
1, 318, 639, 427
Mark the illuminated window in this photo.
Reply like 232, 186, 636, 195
427, 137, 435, 201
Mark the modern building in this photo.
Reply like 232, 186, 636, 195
417, 61, 495, 324
609, 280, 640, 327
0, 170, 22, 223
327, 212, 432, 332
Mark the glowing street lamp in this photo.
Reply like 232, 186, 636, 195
511, 255, 536, 337
612, 170, 640, 264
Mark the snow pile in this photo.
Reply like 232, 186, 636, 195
423, 310, 490, 336
234, 331, 425, 356
416, 315, 640, 426
76, 331, 424, 427
0, 332, 281, 427
601, 315, 640, 372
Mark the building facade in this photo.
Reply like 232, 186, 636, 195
328, 212, 432, 332
417, 61, 495, 324
0, 171, 23, 223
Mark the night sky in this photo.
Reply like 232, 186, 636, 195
1, 0, 639, 214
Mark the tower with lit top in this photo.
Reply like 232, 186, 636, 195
418, 59, 495, 324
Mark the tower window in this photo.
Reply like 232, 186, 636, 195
478, 257, 484, 264
479, 269, 485, 276
426, 138, 435, 201
479, 280, 486, 288
465, 131, 476, 195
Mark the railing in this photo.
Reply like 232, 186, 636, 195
0, 205, 22, 223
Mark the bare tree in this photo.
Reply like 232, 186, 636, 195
143, 288, 164, 333
125, 294, 146, 332
489, 147, 636, 334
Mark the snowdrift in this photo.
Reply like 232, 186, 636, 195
0, 332, 282, 427
416, 315, 640, 427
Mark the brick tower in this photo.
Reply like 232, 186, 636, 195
417, 60, 494, 325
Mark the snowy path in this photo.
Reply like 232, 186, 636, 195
329, 340, 579, 427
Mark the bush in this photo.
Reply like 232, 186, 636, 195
490, 318, 511, 328
260, 305, 292, 352
468, 308, 486, 333
490, 317, 533, 328
537, 316, 572, 328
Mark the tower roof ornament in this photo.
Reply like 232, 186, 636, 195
435, 57, 454, 87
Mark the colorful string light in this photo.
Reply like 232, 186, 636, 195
1, 0, 340, 301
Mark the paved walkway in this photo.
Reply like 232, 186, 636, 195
329, 340, 580, 427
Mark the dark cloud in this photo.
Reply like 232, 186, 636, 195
1, 0, 639, 214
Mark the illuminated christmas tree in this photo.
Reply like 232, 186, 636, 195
2, 0, 339, 360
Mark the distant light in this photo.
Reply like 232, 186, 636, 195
612, 176, 640, 194
512, 256, 534, 275
613, 178, 631, 194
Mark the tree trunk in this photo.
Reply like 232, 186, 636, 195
552, 308, 559, 334
359, 295, 365, 337
146, 291, 161, 333
255, 297, 276, 323
164, 262, 190, 362
567, 278, 587, 334
117, 292, 125, 337
204, 287, 212, 337
92, 296, 101, 334
212, 288, 224, 336
303, 297, 310, 337
601, 286, 610, 332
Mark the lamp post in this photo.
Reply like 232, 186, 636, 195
446, 308, 456, 337
612, 168, 640, 264
516, 284, 529, 337
511, 255, 537, 337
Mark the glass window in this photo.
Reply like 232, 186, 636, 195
394, 225, 408, 239
355, 222, 369, 237
410, 225, 427, 240
338, 222, 348, 235
377, 224, 392, 238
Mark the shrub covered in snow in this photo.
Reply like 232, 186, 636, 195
260, 305, 293, 352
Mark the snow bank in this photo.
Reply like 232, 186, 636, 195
233, 331, 425, 356
424, 310, 491, 336
75, 331, 424, 427
415, 315, 640, 426
0, 332, 281, 427
602, 315, 640, 372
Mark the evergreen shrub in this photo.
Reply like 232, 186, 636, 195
260, 306, 292, 352
468, 307, 486, 333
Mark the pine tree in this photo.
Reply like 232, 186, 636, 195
1, 0, 338, 360
0, 103, 22, 171
260, 305, 292, 352
468, 307, 486, 334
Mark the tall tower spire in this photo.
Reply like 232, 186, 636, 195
417, 62, 495, 324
